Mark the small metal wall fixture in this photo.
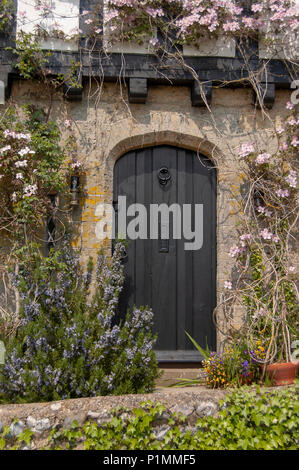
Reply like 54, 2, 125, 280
70, 175, 80, 206
253, 189, 264, 208
157, 167, 171, 186
47, 194, 57, 251
0, 81, 4, 105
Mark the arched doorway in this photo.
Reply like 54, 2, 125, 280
113, 145, 216, 361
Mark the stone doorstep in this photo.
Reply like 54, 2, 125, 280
156, 368, 206, 387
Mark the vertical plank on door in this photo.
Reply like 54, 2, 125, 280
151, 146, 177, 350
192, 153, 216, 350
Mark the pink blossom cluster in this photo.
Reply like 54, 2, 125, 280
104, 9, 119, 24
240, 233, 252, 246
276, 126, 285, 134
145, 7, 164, 18
260, 228, 272, 240
228, 233, 252, 257
0, 130, 40, 202
174, 0, 244, 36
3, 130, 31, 141
23, 184, 38, 198
229, 244, 244, 257
15, 160, 28, 168
18, 147, 35, 157
252, 307, 267, 320
238, 143, 255, 158
149, 37, 159, 46
286, 118, 298, 126
251, 4, 263, 13
280, 142, 288, 152
286, 266, 296, 275
286, 101, 295, 110
34, 1, 51, 12
64, 119, 72, 128
0, 145, 11, 154
107, 0, 299, 41
223, 21, 239, 32
255, 153, 271, 165
224, 281, 232, 289
285, 170, 297, 188
275, 188, 290, 197
257, 205, 272, 217
260, 228, 279, 242
71, 161, 83, 170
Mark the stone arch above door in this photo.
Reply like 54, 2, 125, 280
106, 130, 222, 168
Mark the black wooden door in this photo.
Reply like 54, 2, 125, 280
113, 145, 216, 361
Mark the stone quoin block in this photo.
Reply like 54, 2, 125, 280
0, 80, 4, 105
0, 68, 12, 103
191, 80, 212, 107
63, 76, 83, 101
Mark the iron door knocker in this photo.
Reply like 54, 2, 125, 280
157, 167, 171, 186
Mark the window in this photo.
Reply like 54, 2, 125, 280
17, 0, 80, 51
258, 0, 299, 60
259, 32, 299, 61
183, 37, 236, 58
102, 0, 154, 54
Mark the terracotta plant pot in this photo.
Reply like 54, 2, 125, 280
240, 371, 254, 385
265, 362, 296, 386
292, 359, 299, 376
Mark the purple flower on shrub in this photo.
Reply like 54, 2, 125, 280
241, 360, 250, 377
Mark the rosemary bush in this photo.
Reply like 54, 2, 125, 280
0, 241, 159, 403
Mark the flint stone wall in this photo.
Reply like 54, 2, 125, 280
0, 387, 227, 448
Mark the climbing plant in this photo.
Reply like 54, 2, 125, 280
0, 0, 14, 34
0, 105, 75, 338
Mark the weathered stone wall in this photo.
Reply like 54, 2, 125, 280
0, 386, 226, 449
8, 80, 291, 349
